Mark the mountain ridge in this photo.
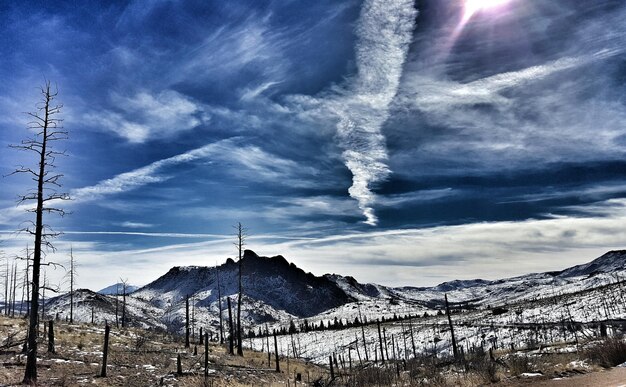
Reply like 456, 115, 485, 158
43, 248, 626, 334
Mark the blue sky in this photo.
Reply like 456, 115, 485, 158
1, 0, 625, 290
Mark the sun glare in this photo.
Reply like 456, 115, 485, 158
464, 0, 510, 20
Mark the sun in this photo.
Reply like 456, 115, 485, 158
463, 0, 510, 21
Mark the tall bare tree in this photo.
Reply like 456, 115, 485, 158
120, 278, 128, 328
234, 222, 246, 356
3, 257, 8, 315
215, 263, 224, 344
65, 246, 77, 323
115, 283, 119, 328
24, 246, 31, 316
10, 82, 69, 384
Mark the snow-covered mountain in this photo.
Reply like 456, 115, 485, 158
557, 250, 626, 278
97, 283, 139, 295
42, 249, 626, 336
133, 250, 354, 317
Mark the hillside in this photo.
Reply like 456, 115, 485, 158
42, 249, 626, 337
13, 249, 626, 386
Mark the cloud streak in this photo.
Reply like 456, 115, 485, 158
330, 0, 417, 225
407, 49, 621, 113
8, 198, 622, 291
0, 138, 317, 226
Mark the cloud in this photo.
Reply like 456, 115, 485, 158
86, 90, 208, 143
117, 221, 155, 229
378, 188, 458, 207
320, 0, 417, 225
239, 81, 281, 102
5, 197, 621, 291
69, 138, 318, 203
0, 138, 320, 226
171, 14, 292, 89
406, 49, 620, 114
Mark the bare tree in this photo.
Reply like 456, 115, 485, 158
9, 82, 69, 384
65, 246, 77, 324
10, 261, 17, 318
234, 222, 246, 356
115, 283, 119, 328
120, 278, 128, 328
215, 263, 224, 344
3, 257, 8, 315
24, 246, 31, 316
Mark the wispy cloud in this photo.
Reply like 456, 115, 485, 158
70, 139, 318, 203
8, 198, 622, 290
0, 138, 318, 226
116, 221, 156, 229
407, 49, 621, 113
85, 90, 208, 143
173, 14, 291, 88
325, 0, 417, 225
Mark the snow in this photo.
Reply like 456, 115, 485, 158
40, 249, 626, 366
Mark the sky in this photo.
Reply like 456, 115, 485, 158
0, 0, 625, 291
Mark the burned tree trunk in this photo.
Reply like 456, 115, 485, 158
227, 297, 234, 355
185, 294, 190, 348
274, 330, 280, 373
445, 294, 459, 359
14, 83, 69, 384
101, 324, 110, 377
47, 320, 55, 353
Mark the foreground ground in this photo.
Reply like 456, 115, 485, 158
499, 367, 626, 386
0, 315, 325, 386
3, 314, 626, 386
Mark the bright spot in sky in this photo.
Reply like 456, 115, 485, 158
464, 0, 510, 20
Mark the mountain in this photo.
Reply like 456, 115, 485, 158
98, 283, 139, 295
557, 250, 626, 278
42, 249, 626, 335
44, 289, 164, 329
133, 250, 355, 318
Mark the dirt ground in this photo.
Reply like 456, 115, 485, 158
0, 315, 326, 387
499, 367, 626, 387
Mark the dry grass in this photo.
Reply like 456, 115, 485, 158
0, 315, 325, 386
584, 335, 626, 368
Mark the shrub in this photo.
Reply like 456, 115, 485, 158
585, 335, 626, 368
507, 354, 535, 376
466, 349, 499, 383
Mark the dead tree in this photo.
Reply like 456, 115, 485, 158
11, 261, 17, 317
227, 297, 234, 355
47, 320, 55, 353
215, 264, 224, 344
409, 316, 417, 359
101, 323, 110, 377
16, 246, 32, 317
234, 222, 246, 356
66, 247, 77, 323
377, 320, 385, 363
359, 306, 369, 362
191, 295, 196, 343
3, 258, 8, 315
11, 82, 70, 385
445, 294, 459, 359
120, 278, 128, 328
204, 332, 209, 377
274, 330, 280, 372
115, 283, 119, 328
185, 294, 190, 348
